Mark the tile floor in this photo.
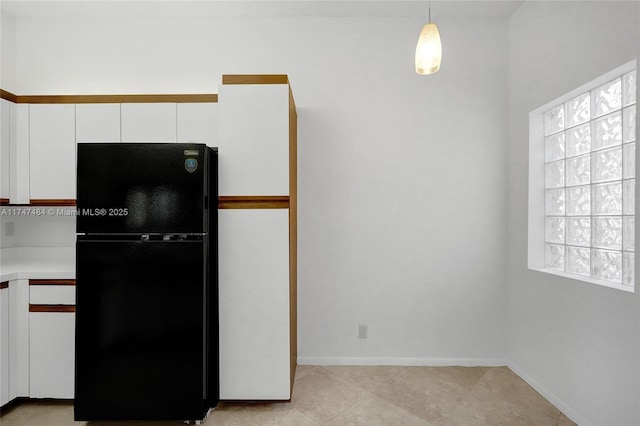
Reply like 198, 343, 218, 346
0, 366, 576, 426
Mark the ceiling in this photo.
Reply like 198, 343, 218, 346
1, 0, 525, 19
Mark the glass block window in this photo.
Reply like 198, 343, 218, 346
542, 67, 636, 289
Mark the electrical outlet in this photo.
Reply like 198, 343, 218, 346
358, 324, 367, 339
4, 222, 15, 237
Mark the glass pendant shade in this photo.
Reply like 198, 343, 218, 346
415, 22, 442, 75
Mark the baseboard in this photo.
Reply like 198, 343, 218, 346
297, 357, 507, 367
507, 361, 589, 426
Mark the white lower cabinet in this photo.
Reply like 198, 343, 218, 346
28, 280, 75, 399
29, 310, 75, 399
1, 280, 30, 406
0, 283, 9, 406
219, 208, 292, 400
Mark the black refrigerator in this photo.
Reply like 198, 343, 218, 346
74, 143, 218, 421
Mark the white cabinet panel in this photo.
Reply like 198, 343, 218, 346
218, 85, 289, 196
0, 285, 9, 406
29, 311, 75, 398
177, 103, 218, 147
1, 100, 11, 200
8, 280, 29, 400
29, 104, 76, 200
219, 209, 291, 399
121, 103, 176, 143
76, 103, 120, 143
12, 105, 29, 204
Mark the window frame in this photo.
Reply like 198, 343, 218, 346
528, 59, 637, 293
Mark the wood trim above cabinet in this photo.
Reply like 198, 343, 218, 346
29, 199, 77, 207
17, 94, 218, 104
0, 89, 18, 103
16, 94, 218, 104
0, 282, 8, 290
29, 304, 76, 313
222, 75, 289, 85
218, 196, 289, 209
0, 90, 217, 104
0, 198, 9, 206
29, 279, 76, 286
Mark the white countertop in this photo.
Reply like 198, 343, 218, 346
0, 247, 75, 282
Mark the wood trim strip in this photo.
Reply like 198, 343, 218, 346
222, 75, 289, 85
0, 282, 8, 290
14, 94, 218, 104
0, 198, 9, 206
29, 199, 77, 206
29, 279, 76, 286
29, 304, 75, 313
0, 89, 18, 103
218, 196, 289, 209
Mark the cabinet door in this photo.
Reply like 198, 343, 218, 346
218, 209, 291, 399
121, 103, 176, 143
1, 100, 11, 200
218, 84, 290, 196
177, 103, 218, 147
9, 279, 29, 399
29, 104, 76, 200
76, 104, 121, 143
29, 310, 75, 398
0, 284, 8, 406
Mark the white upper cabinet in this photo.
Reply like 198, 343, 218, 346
76, 104, 121, 143
29, 104, 76, 200
121, 103, 176, 143
218, 84, 290, 196
1, 99, 11, 200
177, 103, 218, 147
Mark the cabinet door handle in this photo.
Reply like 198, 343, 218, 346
29, 305, 75, 313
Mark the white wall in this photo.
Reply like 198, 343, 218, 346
507, 2, 640, 425
1, 10, 17, 90
0, 11, 17, 249
9, 13, 509, 362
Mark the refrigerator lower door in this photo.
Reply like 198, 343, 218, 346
74, 239, 209, 421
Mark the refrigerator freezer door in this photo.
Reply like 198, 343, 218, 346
77, 143, 209, 234
74, 239, 208, 421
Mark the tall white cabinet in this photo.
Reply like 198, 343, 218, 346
218, 75, 297, 400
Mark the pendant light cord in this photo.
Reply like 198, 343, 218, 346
428, 0, 432, 23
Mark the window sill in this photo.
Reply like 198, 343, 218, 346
529, 266, 635, 293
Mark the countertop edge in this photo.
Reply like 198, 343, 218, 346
1, 271, 76, 283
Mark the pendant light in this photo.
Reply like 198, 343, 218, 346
415, 0, 442, 75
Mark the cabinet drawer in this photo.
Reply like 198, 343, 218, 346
30, 286, 75, 305
29, 280, 75, 305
